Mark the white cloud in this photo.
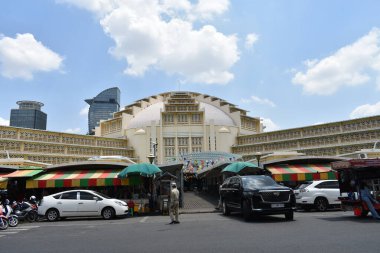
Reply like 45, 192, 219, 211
245, 33, 259, 49
292, 28, 380, 95
242, 95, 276, 107
0, 117, 9, 126
59, 0, 239, 85
63, 128, 82, 134
350, 101, 380, 119
80, 105, 89, 116
0, 33, 63, 80
261, 118, 280, 132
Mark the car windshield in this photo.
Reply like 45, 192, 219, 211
242, 176, 278, 189
91, 191, 112, 199
297, 182, 312, 189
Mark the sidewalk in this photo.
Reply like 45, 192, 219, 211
180, 191, 220, 214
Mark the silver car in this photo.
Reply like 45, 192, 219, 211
38, 190, 128, 221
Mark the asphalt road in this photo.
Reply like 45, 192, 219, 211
0, 211, 379, 253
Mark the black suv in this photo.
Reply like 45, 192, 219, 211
219, 175, 296, 221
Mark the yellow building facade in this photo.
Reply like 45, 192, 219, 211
0, 125, 135, 164
0, 91, 379, 166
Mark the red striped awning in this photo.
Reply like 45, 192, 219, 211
26, 169, 141, 189
267, 164, 336, 182
4, 169, 44, 178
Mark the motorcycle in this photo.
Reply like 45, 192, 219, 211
12, 201, 38, 222
2, 202, 19, 227
0, 207, 9, 230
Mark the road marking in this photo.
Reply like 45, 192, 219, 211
0, 225, 40, 238
140, 217, 149, 223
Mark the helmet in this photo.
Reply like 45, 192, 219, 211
171, 182, 177, 187
4, 199, 9, 205
30, 196, 36, 202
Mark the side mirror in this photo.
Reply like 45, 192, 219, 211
93, 197, 99, 201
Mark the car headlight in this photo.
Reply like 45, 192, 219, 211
114, 201, 126, 206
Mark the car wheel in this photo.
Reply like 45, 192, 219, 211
222, 200, 230, 216
285, 211, 294, 221
46, 208, 60, 222
314, 197, 328, 212
242, 200, 252, 221
102, 207, 115, 220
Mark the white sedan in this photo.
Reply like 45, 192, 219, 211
38, 190, 128, 221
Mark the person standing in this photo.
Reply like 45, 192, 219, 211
169, 182, 180, 224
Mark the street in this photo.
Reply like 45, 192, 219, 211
0, 211, 378, 253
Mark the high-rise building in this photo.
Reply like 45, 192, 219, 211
10, 101, 47, 130
85, 87, 120, 135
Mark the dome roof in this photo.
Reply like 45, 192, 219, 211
127, 102, 235, 129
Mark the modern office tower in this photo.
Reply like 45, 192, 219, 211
85, 87, 120, 135
10, 101, 47, 130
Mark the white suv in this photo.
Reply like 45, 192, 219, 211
294, 180, 342, 211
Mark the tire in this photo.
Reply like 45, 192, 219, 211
27, 211, 38, 222
8, 216, 18, 227
0, 218, 9, 230
46, 209, 60, 222
222, 200, 230, 216
242, 200, 252, 221
285, 211, 294, 221
102, 207, 115, 220
360, 210, 369, 217
314, 197, 328, 212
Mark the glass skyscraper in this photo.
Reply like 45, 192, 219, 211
10, 101, 47, 130
85, 87, 120, 135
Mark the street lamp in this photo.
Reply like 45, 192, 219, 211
254, 152, 262, 167
147, 154, 155, 164
147, 141, 158, 164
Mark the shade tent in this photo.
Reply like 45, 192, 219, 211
221, 162, 264, 175
118, 163, 162, 178
25, 169, 140, 189
4, 169, 44, 178
267, 164, 336, 182
0, 176, 7, 189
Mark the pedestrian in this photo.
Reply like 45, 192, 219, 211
169, 182, 180, 224
359, 181, 380, 220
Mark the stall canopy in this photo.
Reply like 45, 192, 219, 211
221, 162, 261, 175
267, 164, 336, 182
26, 169, 141, 189
5, 169, 44, 178
118, 163, 162, 178
0, 175, 7, 189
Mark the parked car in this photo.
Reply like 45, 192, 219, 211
294, 180, 342, 211
219, 175, 296, 221
38, 190, 128, 221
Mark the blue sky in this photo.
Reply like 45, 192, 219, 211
1, 0, 380, 134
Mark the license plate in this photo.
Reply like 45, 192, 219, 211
271, 203, 284, 208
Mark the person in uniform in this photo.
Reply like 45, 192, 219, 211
169, 182, 180, 224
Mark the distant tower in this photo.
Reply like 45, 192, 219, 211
10, 101, 47, 130
85, 87, 120, 135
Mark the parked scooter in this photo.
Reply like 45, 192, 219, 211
2, 199, 18, 227
0, 207, 9, 230
12, 196, 38, 223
